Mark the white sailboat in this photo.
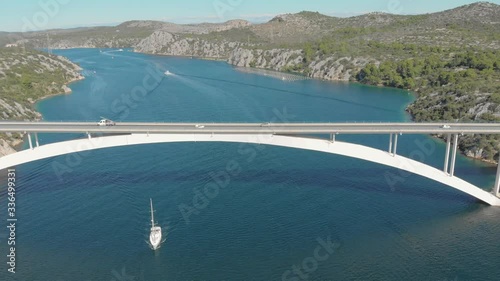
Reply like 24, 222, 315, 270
149, 198, 162, 250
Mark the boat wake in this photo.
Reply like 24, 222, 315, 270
101, 48, 125, 54
166, 72, 228, 99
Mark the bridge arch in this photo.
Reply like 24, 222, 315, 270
1, 133, 499, 206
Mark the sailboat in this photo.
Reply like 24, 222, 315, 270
149, 198, 162, 250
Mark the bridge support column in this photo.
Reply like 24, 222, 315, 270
27, 133, 33, 150
393, 134, 399, 156
394, 134, 398, 156
34, 133, 39, 147
492, 153, 500, 198
330, 133, 335, 143
389, 134, 393, 154
87, 132, 91, 140
450, 134, 459, 176
494, 159, 500, 198
388, 134, 399, 156
444, 134, 451, 174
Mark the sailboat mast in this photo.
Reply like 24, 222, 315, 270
150, 198, 155, 226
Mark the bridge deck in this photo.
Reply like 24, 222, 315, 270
0, 122, 500, 134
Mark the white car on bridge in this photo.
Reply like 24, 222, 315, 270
98, 119, 116, 126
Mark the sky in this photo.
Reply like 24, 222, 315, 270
0, 0, 499, 32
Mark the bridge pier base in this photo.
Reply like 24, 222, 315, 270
444, 134, 451, 174
330, 133, 335, 143
494, 155, 500, 198
27, 133, 33, 150
450, 134, 459, 176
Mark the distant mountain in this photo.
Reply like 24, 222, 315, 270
428, 1, 500, 24
118, 19, 250, 34
1, 2, 499, 50
246, 2, 500, 45
0, 19, 251, 49
0, 2, 498, 57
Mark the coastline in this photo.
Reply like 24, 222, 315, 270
147, 49, 495, 165
34, 75, 85, 104
141, 49, 497, 165
132, 50, 227, 62
231, 65, 498, 165
0, 53, 85, 155
14, 74, 85, 152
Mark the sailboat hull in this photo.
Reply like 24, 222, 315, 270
150, 226, 162, 250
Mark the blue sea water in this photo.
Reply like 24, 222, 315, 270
1, 48, 499, 281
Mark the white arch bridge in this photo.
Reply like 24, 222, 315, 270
1, 121, 500, 206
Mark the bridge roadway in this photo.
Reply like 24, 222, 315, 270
0, 121, 500, 134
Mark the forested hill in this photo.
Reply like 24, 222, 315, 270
356, 46, 500, 161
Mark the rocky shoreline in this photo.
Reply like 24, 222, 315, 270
131, 26, 377, 82
36, 75, 85, 102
